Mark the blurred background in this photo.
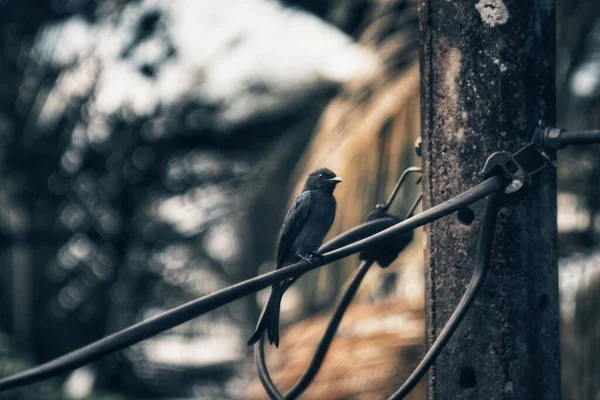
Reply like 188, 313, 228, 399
0, 0, 597, 399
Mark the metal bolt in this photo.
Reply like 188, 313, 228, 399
543, 127, 564, 149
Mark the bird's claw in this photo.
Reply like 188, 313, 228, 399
298, 252, 325, 265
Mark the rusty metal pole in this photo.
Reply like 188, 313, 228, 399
419, 1, 560, 399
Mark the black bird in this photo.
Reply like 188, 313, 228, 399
247, 168, 342, 347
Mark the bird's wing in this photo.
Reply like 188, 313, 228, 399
276, 191, 313, 268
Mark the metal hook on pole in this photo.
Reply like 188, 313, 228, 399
375, 167, 422, 212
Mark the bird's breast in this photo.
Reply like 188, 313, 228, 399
293, 192, 336, 254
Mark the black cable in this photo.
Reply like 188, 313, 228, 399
255, 259, 375, 400
0, 175, 505, 393
286, 218, 396, 288
285, 259, 375, 399
254, 181, 421, 399
540, 128, 600, 149
257, 193, 497, 400
255, 339, 285, 400
556, 130, 600, 148
560, 130, 600, 146
387, 193, 500, 400
319, 218, 399, 255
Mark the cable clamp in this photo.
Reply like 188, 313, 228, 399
359, 211, 412, 268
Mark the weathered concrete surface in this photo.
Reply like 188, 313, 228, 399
419, 1, 560, 399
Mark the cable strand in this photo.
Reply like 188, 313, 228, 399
0, 176, 505, 393
387, 193, 500, 400
255, 259, 375, 400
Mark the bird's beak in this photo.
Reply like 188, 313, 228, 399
327, 176, 343, 184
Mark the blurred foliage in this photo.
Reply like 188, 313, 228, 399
0, 0, 598, 399
560, 254, 600, 400
0, 0, 335, 398
556, 0, 600, 255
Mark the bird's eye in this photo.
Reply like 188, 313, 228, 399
318, 173, 323, 178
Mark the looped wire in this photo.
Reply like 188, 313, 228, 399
254, 167, 423, 398
0, 175, 505, 393
0, 124, 593, 396
255, 192, 500, 400
255, 259, 375, 399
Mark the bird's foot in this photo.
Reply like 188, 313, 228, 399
298, 252, 326, 265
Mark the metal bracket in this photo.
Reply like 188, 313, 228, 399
376, 167, 422, 212
359, 210, 413, 268
481, 151, 530, 200
531, 121, 558, 165
481, 122, 561, 201
533, 120, 600, 150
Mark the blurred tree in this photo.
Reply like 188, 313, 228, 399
556, 3, 600, 397
0, 0, 376, 398
0, 0, 599, 399
556, 0, 600, 253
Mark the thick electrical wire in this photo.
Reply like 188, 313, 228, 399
255, 193, 498, 400
0, 124, 593, 396
255, 259, 375, 400
0, 175, 505, 393
255, 190, 423, 399
388, 193, 499, 399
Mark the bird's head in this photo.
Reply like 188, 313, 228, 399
302, 168, 342, 193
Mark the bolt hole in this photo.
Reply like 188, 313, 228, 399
459, 367, 477, 389
539, 293, 549, 311
457, 207, 475, 225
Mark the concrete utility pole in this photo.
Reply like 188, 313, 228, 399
419, 1, 560, 399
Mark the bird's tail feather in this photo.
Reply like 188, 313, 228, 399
247, 286, 283, 348
266, 288, 282, 348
